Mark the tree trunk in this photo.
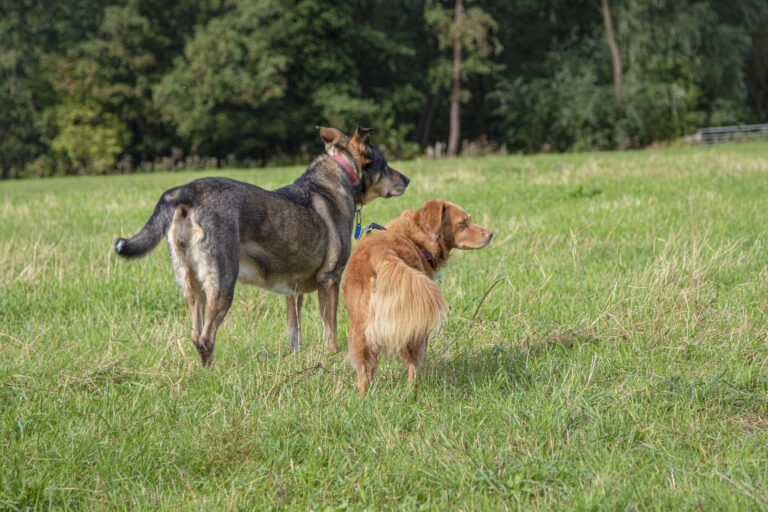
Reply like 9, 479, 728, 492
747, 19, 768, 121
415, 93, 438, 152
446, 0, 463, 158
601, 0, 622, 108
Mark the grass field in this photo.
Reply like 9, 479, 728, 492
2, 142, 768, 510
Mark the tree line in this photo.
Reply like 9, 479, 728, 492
1, 0, 766, 178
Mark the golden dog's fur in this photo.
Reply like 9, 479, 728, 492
342, 199, 493, 392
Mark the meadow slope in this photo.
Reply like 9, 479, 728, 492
2, 143, 768, 510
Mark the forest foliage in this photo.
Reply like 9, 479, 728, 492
1, 0, 766, 178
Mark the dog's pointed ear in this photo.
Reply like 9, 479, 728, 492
418, 200, 446, 237
352, 126, 373, 144
316, 125, 346, 150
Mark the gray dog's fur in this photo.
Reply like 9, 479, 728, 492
114, 126, 410, 365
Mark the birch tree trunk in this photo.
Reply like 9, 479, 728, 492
601, 0, 622, 108
446, 0, 464, 157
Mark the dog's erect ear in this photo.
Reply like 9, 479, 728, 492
352, 126, 373, 144
316, 126, 347, 150
418, 200, 446, 237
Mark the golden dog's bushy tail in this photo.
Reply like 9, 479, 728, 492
366, 254, 448, 356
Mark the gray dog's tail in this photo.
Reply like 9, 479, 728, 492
114, 186, 192, 259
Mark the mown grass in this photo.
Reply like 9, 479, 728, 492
2, 142, 768, 510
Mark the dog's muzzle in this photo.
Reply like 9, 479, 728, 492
386, 169, 410, 197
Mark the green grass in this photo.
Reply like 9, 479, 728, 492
2, 142, 768, 510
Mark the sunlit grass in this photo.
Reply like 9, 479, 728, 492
2, 142, 768, 509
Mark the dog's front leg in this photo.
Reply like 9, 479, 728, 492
317, 277, 339, 353
286, 294, 304, 349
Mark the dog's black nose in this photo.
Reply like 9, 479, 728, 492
403, 174, 411, 186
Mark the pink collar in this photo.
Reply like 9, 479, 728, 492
331, 155, 361, 190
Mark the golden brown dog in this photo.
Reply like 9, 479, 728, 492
342, 199, 493, 392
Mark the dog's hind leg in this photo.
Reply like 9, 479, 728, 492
349, 326, 378, 393
168, 217, 206, 353
195, 288, 234, 366
195, 244, 237, 365
317, 277, 340, 353
286, 294, 304, 349
185, 284, 205, 347
403, 336, 428, 389
352, 353, 377, 394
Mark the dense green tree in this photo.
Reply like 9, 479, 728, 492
614, 0, 766, 137
46, 0, 213, 171
1, 0, 766, 177
154, 0, 411, 162
0, 0, 104, 177
489, 0, 767, 152
47, 101, 130, 173
153, 0, 290, 159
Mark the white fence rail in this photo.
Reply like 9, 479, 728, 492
694, 123, 768, 144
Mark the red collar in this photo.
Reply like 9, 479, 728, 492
330, 154, 361, 190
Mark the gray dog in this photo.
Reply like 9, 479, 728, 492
115, 126, 410, 365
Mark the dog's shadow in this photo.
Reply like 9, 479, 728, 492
420, 328, 598, 394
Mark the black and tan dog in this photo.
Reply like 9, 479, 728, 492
115, 126, 409, 365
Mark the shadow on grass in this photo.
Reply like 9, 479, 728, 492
422, 328, 600, 394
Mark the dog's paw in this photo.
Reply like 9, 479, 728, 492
433, 270, 445, 283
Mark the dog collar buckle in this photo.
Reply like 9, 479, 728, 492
363, 222, 386, 235
355, 220, 386, 241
